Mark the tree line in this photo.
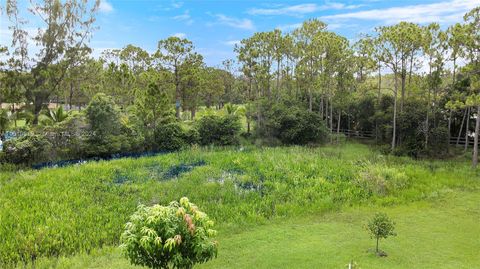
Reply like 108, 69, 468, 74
234, 8, 479, 165
0, 1, 479, 166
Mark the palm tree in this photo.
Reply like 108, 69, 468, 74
41, 106, 70, 125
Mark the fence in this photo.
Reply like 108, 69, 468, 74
333, 129, 475, 146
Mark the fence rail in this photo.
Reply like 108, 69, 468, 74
332, 129, 373, 139
333, 129, 475, 146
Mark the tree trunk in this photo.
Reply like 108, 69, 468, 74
392, 77, 398, 151
191, 107, 196, 119
408, 53, 414, 86
13, 103, 17, 127
400, 68, 406, 112
276, 60, 280, 92
473, 105, 479, 168
337, 111, 341, 144
32, 95, 45, 125
174, 64, 181, 119
69, 81, 74, 110
308, 89, 313, 112
447, 110, 452, 148
465, 107, 470, 152
376, 237, 379, 253
457, 109, 467, 145
425, 110, 429, 150
320, 97, 324, 119
330, 100, 333, 132
325, 98, 328, 123
376, 61, 382, 143
452, 57, 456, 86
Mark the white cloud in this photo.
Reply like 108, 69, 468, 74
156, 1, 183, 11
172, 1, 183, 9
172, 32, 186, 38
248, 3, 361, 17
99, 0, 113, 14
276, 22, 345, 32
173, 10, 194, 25
276, 23, 302, 31
148, 16, 161, 22
223, 40, 240, 46
321, 0, 478, 24
212, 14, 255, 30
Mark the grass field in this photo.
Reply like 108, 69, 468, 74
1, 142, 479, 268
35, 190, 480, 269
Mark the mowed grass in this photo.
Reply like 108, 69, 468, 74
35, 190, 480, 269
1, 142, 479, 267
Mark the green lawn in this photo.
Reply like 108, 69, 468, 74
35, 190, 480, 269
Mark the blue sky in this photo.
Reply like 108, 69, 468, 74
1, 0, 478, 67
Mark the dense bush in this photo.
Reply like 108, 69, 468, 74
154, 122, 188, 151
2, 133, 53, 165
42, 113, 89, 159
197, 114, 241, 146
427, 126, 449, 156
256, 100, 329, 145
85, 93, 122, 138
84, 94, 145, 157
120, 197, 218, 269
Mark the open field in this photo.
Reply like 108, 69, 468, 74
1, 142, 479, 268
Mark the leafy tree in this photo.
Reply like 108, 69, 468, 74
366, 213, 396, 255
135, 72, 174, 133
178, 55, 204, 119
461, 7, 480, 167
119, 44, 151, 74
353, 35, 376, 82
293, 19, 328, 111
85, 93, 121, 139
156, 37, 200, 119
5, 0, 100, 124
120, 197, 218, 269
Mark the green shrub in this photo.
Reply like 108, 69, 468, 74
197, 114, 241, 146
2, 133, 53, 165
85, 93, 122, 139
84, 94, 145, 157
183, 127, 200, 145
427, 126, 449, 156
154, 122, 187, 151
256, 100, 329, 145
42, 113, 89, 159
120, 197, 218, 269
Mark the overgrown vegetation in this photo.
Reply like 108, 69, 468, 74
0, 143, 478, 267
